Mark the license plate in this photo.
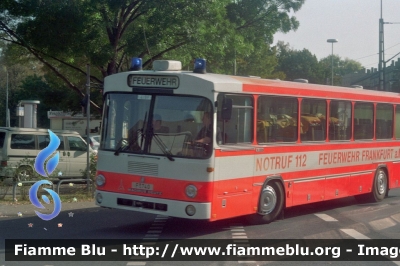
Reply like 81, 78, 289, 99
132, 182, 153, 190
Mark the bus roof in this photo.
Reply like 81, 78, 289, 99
104, 69, 400, 103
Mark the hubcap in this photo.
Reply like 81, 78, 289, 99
18, 169, 31, 181
377, 171, 387, 195
259, 185, 277, 215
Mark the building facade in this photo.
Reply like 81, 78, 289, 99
342, 58, 400, 92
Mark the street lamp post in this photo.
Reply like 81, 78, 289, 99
3, 67, 10, 127
379, 0, 400, 91
327, 39, 338, 85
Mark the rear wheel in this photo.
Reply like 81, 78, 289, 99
355, 168, 387, 203
247, 181, 284, 224
14, 166, 34, 182
371, 168, 387, 202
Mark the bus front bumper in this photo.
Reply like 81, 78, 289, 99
95, 190, 211, 220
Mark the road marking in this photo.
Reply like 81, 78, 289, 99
340, 229, 370, 239
232, 235, 248, 239
369, 217, 396, 231
231, 228, 245, 232
232, 232, 247, 236
391, 213, 400, 223
127, 215, 169, 266
314, 213, 338, 222
229, 225, 257, 264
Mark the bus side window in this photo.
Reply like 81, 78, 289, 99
257, 96, 298, 143
217, 94, 253, 144
396, 105, 400, 139
376, 104, 393, 139
300, 99, 327, 142
354, 102, 373, 140
329, 100, 352, 141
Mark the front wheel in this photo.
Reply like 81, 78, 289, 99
247, 181, 284, 224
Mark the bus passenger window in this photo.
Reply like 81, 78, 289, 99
396, 105, 400, 139
257, 96, 298, 143
376, 104, 393, 139
217, 94, 253, 144
300, 99, 327, 141
354, 102, 373, 140
329, 100, 352, 141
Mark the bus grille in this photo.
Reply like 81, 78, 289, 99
128, 161, 158, 176
117, 198, 167, 211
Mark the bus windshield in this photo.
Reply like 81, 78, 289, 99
102, 93, 213, 159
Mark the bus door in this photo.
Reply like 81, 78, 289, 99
214, 94, 254, 218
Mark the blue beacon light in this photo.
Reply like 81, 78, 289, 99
130, 57, 142, 71
193, 58, 206, 74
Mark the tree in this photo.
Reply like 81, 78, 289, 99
0, 0, 305, 112
319, 56, 363, 85
10, 75, 81, 127
275, 41, 321, 83
0, 52, 43, 126
234, 42, 281, 78
274, 42, 364, 85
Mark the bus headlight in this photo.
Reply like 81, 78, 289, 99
96, 174, 106, 186
185, 205, 196, 216
185, 184, 197, 198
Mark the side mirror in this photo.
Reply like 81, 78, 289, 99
221, 98, 232, 120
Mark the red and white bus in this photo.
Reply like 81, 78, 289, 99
95, 58, 400, 223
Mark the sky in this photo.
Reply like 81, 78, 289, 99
273, 0, 400, 69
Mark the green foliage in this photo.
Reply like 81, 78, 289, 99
3, 156, 61, 181
275, 42, 364, 85
0, 0, 304, 100
275, 41, 321, 83
0, 156, 60, 200
79, 152, 97, 193
81, 152, 97, 180
9, 75, 82, 127
319, 55, 363, 85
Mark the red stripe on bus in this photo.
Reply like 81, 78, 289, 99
96, 171, 213, 202
215, 141, 400, 157
240, 82, 400, 103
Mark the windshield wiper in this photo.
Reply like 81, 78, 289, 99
151, 133, 175, 161
114, 139, 128, 156
139, 112, 148, 150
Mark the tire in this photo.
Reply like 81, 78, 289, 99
371, 168, 387, 202
15, 166, 34, 182
355, 168, 388, 203
247, 181, 284, 224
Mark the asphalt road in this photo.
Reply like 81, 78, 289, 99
1, 189, 400, 266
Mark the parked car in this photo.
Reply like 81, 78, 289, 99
0, 127, 95, 181
83, 135, 100, 151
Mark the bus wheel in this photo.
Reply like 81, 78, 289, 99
356, 168, 388, 203
247, 181, 284, 224
371, 168, 387, 202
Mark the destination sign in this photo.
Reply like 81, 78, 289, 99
128, 75, 179, 89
